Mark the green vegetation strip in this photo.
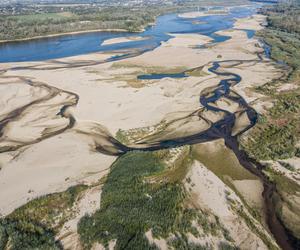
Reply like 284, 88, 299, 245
244, 85, 300, 160
242, 2, 300, 243
0, 185, 87, 249
77, 151, 229, 249
0, 149, 234, 250
243, 2, 300, 160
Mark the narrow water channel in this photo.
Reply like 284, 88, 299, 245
119, 58, 296, 250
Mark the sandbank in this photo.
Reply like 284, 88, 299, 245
101, 36, 147, 46
178, 10, 229, 19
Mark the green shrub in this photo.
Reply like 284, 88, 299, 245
0, 219, 61, 250
0, 185, 87, 249
78, 151, 216, 249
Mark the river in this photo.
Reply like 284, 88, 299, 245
0, 3, 297, 250
0, 6, 257, 63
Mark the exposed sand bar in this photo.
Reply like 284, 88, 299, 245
178, 10, 229, 19
101, 36, 148, 46
234, 14, 267, 31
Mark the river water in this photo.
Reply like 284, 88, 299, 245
0, 5, 258, 63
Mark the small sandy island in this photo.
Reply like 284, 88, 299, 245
101, 36, 148, 46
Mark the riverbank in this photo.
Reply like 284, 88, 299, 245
240, 3, 300, 246
0, 28, 133, 44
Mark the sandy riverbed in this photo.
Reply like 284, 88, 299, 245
0, 13, 282, 229
185, 160, 275, 249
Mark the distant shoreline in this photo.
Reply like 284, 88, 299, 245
0, 28, 139, 44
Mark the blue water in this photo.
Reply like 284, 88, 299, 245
235, 29, 256, 39
138, 72, 187, 80
0, 4, 260, 63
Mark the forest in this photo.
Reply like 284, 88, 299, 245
243, 1, 300, 161
0, 8, 160, 40
0, 0, 248, 41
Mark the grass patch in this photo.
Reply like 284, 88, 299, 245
116, 129, 131, 145
191, 141, 256, 182
191, 142, 265, 223
111, 62, 187, 75
185, 67, 209, 77
115, 121, 168, 145
264, 167, 300, 196
148, 146, 192, 183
